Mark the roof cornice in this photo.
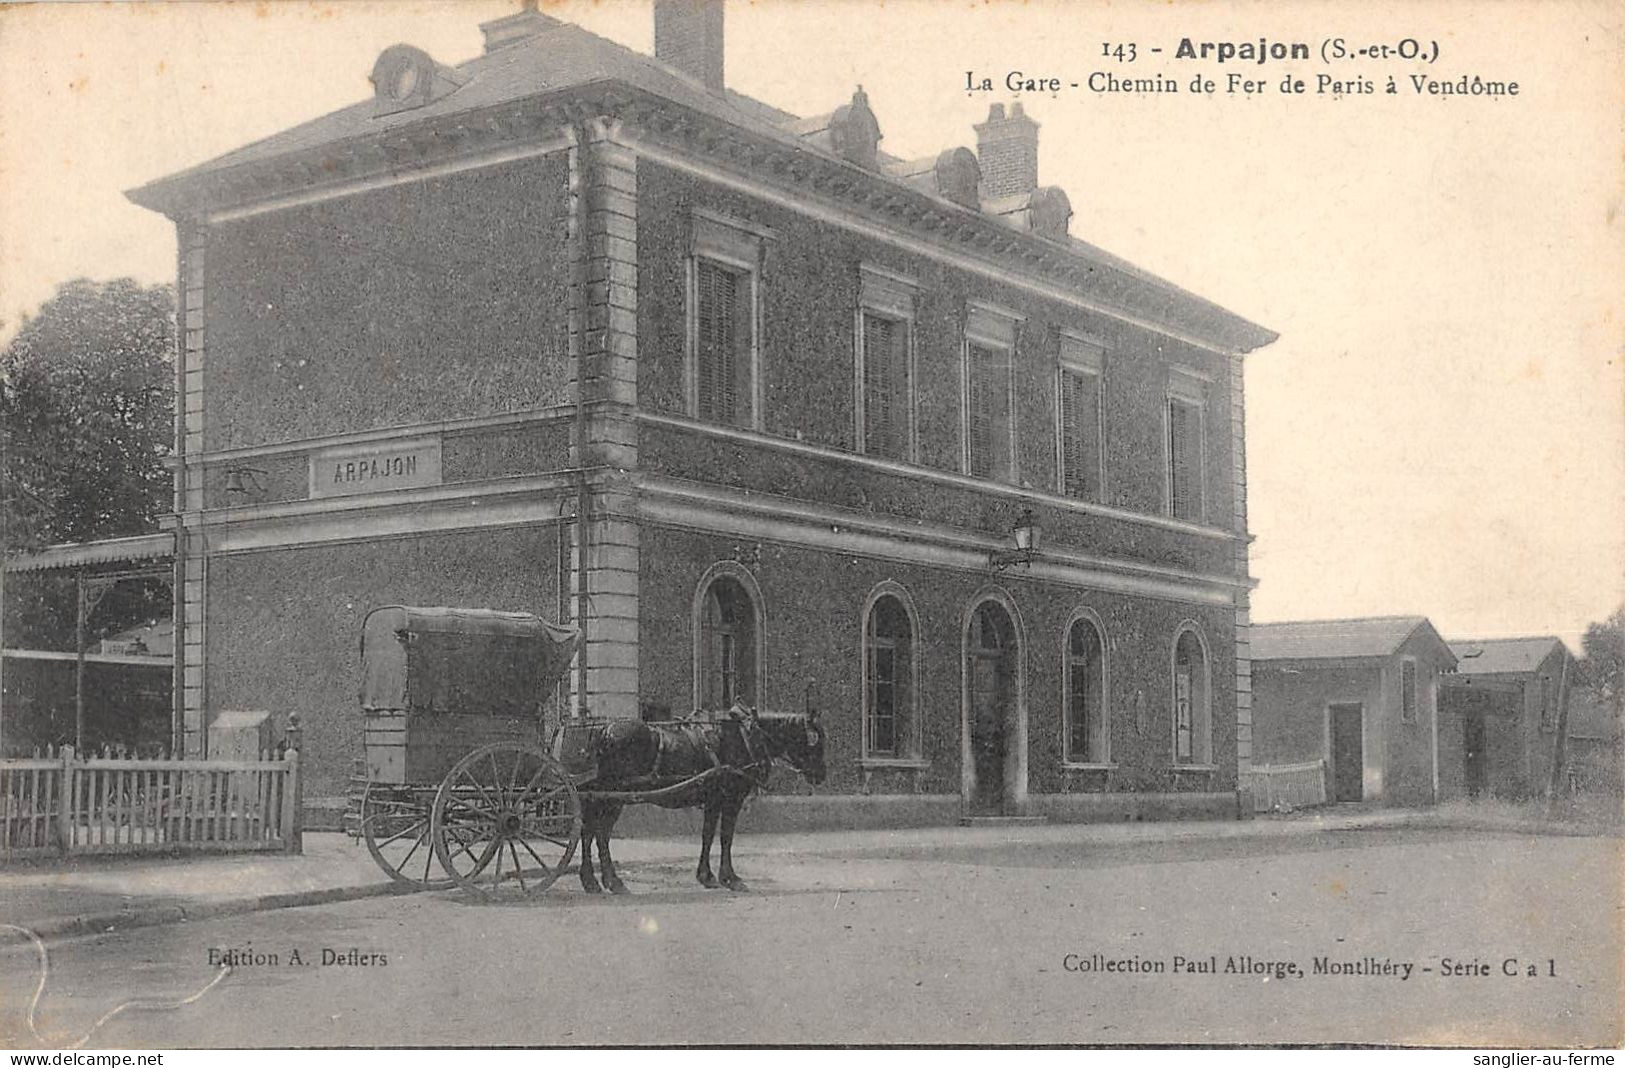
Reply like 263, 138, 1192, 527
127, 80, 1277, 354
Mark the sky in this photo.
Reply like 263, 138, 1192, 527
1, 0, 1620, 650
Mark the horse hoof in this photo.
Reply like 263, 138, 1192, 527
723, 878, 750, 893
698, 873, 720, 889
606, 880, 630, 895
581, 880, 604, 894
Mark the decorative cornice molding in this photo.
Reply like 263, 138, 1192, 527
637, 472, 1242, 607
638, 410, 1239, 542
130, 81, 1275, 355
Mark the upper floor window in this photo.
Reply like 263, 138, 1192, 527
1173, 625, 1211, 765
1057, 334, 1105, 502
963, 302, 1022, 483
1400, 658, 1418, 724
1064, 612, 1109, 764
862, 586, 920, 759
688, 214, 762, 429
1166, 367, 1207, 523
856, 266, 917, 462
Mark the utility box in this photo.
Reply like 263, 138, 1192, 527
209, 709, 274, 761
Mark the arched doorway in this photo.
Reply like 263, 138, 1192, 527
963, 596, 1023, 815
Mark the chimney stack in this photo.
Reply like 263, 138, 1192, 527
974, 103, 1039, 200
654, 0, 725, 92
479, 1, 557, 53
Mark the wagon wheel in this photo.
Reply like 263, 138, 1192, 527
429, 743, 581, 898
360, 783, 449, 888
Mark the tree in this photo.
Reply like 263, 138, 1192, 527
2, 279, 175, 654
1576, 607, 1623, 706
2, 278, 175, 551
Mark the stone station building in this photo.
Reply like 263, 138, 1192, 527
126, 2, 1277, 826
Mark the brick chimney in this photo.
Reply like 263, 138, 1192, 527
974, 102, 1039, 199
654, 0, 725, 92
480, 1, 558, 53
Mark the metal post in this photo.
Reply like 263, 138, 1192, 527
75, 571, 87, 752
57, 744, 74, 854
282, 712, 303, 853
0, 548, 7, 757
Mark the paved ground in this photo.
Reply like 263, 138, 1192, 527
1, 821, 1618, 1048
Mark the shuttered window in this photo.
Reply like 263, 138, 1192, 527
967, 343, 1013, 481
695, 258, 753, 427
861, 313, 910, 460
1061, 368, 1102, 500
1167, 396, 1204, 522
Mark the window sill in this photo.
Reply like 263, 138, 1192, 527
1062, 762, 1117, 771
1172, 764, 1217, 772
858, 757, 930, 770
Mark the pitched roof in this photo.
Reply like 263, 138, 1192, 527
1448, 636, 1568, 677
125, 13, 1276, 352
1251, 616, 1446, 662
135, 19, 817, 192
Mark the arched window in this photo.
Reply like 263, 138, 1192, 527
1172, 625, 1211, 765
1064, 613, 1108, 764
695, 570, 762, 710
863, 589, 919, 758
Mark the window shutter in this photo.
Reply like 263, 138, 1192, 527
697, 262, 738, 424
863, 315, 894, 456
968, 345, 994, 478
1062, 370, 1100, 499
1169, 399, 1199, 520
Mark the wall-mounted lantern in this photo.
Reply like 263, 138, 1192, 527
989, 507, 1042, 571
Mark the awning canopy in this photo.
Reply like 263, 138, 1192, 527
4, 533, 173, 574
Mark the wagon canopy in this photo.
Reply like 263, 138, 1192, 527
361, 606, 580, 717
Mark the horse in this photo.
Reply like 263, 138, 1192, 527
563, 708, 825, 894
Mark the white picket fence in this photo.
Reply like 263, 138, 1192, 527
1241, 759, 1328, 813
0, 746, 301, 861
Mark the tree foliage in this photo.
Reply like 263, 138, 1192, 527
2, 278, 175, 550
1577, 606, 1624, 706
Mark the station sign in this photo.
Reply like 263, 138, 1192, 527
310, 436, 443, 498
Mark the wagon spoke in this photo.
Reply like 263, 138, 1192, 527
510, 842, 528, 891
517, 835, 552, 874
470, 777, 502, 814
370, 817, 429, 849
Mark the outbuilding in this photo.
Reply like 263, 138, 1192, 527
1250, 617, 1456, 807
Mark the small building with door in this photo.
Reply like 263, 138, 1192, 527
1438, 636, 1574, 800
119, 0, 1277, 826
1250, 617, 1456, 807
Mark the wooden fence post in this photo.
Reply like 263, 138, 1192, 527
56, 745, 74, 855
282, 747, 303, 854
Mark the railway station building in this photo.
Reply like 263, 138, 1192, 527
125, 1, 1277, 827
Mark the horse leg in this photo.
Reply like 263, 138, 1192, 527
696, 797, 721, 888
597, 803, 628, 894
578, 801, 603, 894
719, 791, 748, 892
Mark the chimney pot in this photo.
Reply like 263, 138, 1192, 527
654, 0, 726, 92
